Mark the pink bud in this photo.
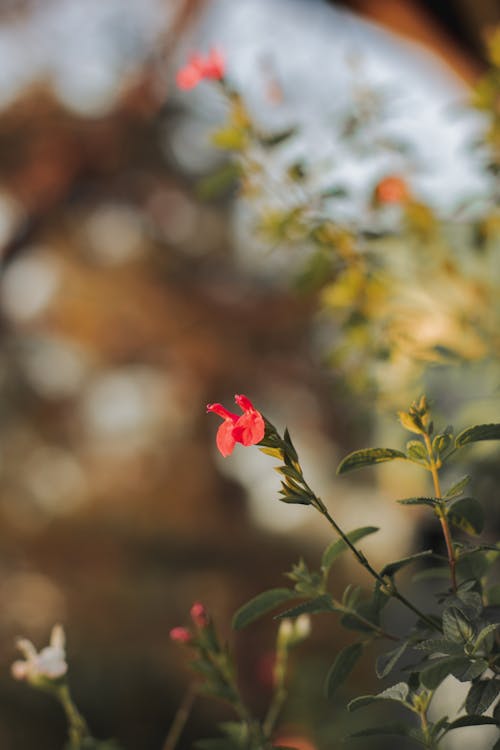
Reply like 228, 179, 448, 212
169, 627, 192, 644
190, 602, 209, 628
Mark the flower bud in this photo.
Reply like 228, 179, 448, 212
169, 627, 192, 644
190, 602, 209, 628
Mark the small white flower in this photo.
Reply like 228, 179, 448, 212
11, 624, 68, 683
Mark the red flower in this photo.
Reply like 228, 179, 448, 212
176, 48, 225, 90
206, 394, 265, 457
374, 175, 410, 204
169, 627, 192, 644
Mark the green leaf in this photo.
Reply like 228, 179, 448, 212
348, 683, 409, 711
448, 497, 484, 535
433, 432, 452, 455
342, 584, 363, 609
321, 526, 379, 573
456, 424, 500, 448
419, 656, 471, 690
380, 550, 434, 578
336, 448, 407, 475
413, 638, 464, 655
324, 642, 364, 698
232, 589, 296, 630
466, 679, 500, 715
349, 721, 413, 737
406, 440, 428, 463
276, 595, 335, 619
396, 497, 439, 507
453, 659, 489, 682
440, 715, 499, 735
444, 475, 471, 499
258, 127, 298, 148
376, 641, 408, 678
442, 607, 475, 644
473, 623, 500, 654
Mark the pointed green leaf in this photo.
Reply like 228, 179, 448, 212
420, 656, 471, 690
348, 683, 409, 711
396, 497, 440, 507
276, 595, 335, 619
442, 607, 475, 644
376, 641, 408, 678
452, 659, 488, 682
232, 589, 296, 630
440, 715, 499, 735
381, 550, 434, 578
346, 723, 415, 740
448, 497, 484, 535
324, 642, 364, 699
466, 679, 500, 715
337, 448, 407, 475
413, 638, 463, 655
444, 475, 471, 499
455, 424, 500, 448
473, 623, 500, 654
321, 526, 379, 573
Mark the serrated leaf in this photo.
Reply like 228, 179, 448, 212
443, 607, 475, 644
444, 475, 471, 499
276, 595, 335, 619
376, 642, 408, 678
420, 656, 471, 689
336, 448, 407, 475
448, 497, 484, 535
321, 526, 379, 573
232, 589, 296, 630
396, 497, 439, 507
456, 423, 500, 448
413, 638, 463, 655
381, 550, 434, 578
324, 642, 364, 699
440, 715, 499, 735
466, 679, 500, 715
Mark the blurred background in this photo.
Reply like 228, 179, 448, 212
0, 1, 499, 748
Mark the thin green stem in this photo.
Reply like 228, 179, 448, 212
319, 504, 441, 633
56, 683, 89, 749
423, 434, 457, 593
162, 682, 197, 750
262, 639, 288, 738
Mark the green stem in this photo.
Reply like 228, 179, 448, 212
318, 503, 441, 633
262, 639, 288, 738
56, 683, 89, 749
162, 683, 197, 750
423, 434, 457, 593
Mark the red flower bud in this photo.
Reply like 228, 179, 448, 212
190, 602, 209, 628
169, 627, 192, 644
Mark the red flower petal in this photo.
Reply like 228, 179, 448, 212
216, 419, 237, 457
233, 409, 265, 447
